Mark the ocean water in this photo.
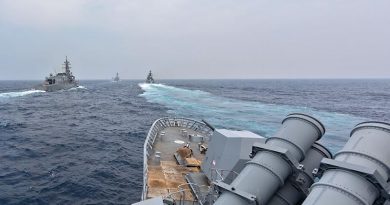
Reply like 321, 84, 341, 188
0, 79, 389, 204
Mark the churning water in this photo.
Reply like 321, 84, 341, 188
0, 79, 389, 204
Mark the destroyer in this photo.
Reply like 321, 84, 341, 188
113, 72, 120, 82
37, 56, 78, 92
146, 70, 155, 84
134, 114, 390, 205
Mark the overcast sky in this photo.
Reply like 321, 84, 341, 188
0, 0, 389, 80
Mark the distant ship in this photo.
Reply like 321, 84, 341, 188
145, 70, 155, 84
113, 72, 120, 82
36, 57, 78, 92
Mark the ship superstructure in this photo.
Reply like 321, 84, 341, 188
146, 70, 155, 84
113, 72, 120, 82
133, 114, 390, 205
38, 57, 78, 92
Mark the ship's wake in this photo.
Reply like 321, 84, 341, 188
68, 85, 87, 91
138, 83, 166, 90
139, 83, 367, 152
0, 90, 45, 98
77, 85, 87, 89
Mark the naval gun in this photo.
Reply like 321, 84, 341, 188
214, 113, 326, 205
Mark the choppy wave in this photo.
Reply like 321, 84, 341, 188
68, 85, 87, 91
0, 121, 10, 128
0, 80, 387, 204
0, 90, 45, 98
0, 80, 149, 204
139, 83, 368, 152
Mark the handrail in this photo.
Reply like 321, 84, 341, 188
164, 183, 209, 205
164, 188, 193, 205
212, 168, 224, 181
178, 182, 210, 205
141, 117, 214, 200
210, 168, 239, 182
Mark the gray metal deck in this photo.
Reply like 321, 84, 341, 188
142, 118, 213, 204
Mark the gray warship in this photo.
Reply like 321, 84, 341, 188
146, 70, 155, 84
113, 72, 120, 82
133, 114, 390, 205
37, 57, 78, 92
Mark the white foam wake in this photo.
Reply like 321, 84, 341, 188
0, 90, 45, 98
138, 83, 166, 91
68, 85, 87, 91
137, 82, 368, 153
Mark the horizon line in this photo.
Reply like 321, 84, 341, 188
0, 77, 389, 81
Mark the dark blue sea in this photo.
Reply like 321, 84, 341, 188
0, 79, 389, 204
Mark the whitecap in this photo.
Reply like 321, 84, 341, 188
0, 90, 45, 98
68, 85, 87, 91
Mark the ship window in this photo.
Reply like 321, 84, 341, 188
53, 79, 55, 84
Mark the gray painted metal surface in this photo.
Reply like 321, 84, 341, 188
302, 121, 390, 205
136, 116, 390, 205
267, 143, 332, 205
132, 196, 164, 205
36, 57, 78, 92
141, 118, 213, 200
214, 113, 325, 205
146, 70, 155, 83
201, 129, 266, 182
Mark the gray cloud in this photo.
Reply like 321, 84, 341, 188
0, 0, 389, 80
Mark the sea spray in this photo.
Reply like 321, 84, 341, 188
0, 90, 45, 98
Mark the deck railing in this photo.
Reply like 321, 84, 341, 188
163, 183, 210, 205
209, 168, 239, 182
142, 117, 214, 200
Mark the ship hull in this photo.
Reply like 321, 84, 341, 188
36, 82, 78, 92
